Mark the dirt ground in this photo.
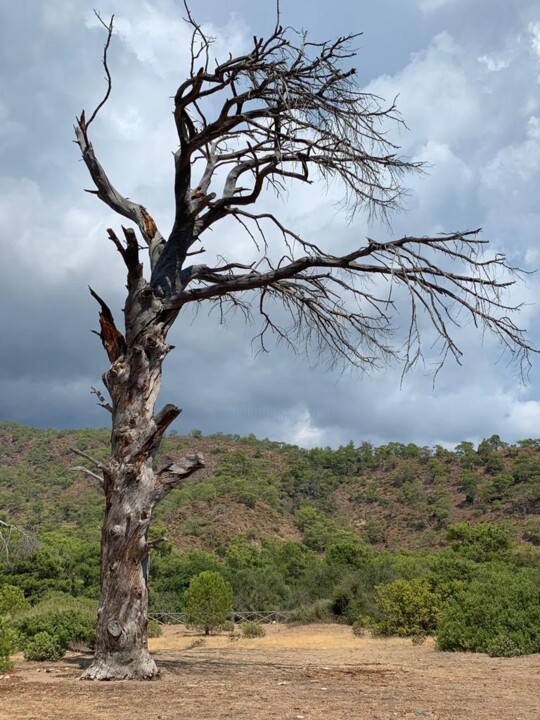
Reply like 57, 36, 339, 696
1, 624, 538, 720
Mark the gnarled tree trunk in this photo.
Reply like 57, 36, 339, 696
81, 230, 203, 680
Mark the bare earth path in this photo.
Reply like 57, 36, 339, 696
1, 624, 538, 720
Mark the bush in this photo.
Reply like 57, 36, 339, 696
221, 620, 235, 632
0, 615, 17, 671
487, 635, 524, 658
184, 571, 233, 635
147, 619, 163, 638
445, 523, 511, 562
16, 608, 95, 651
0, 585, 29, 617
241, 621, 266, 638
288, 599, 333, 624
436, 569, 540, 656
23, 632, 64, 662
368, 579, 442, 637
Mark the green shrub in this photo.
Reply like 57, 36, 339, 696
16, 608, 95, 651
368, 578, 442, 637
0, 585, 29, 617
288, 599, 333, 624
0, 615, 18, 671
436, 569, 540, 656
184, 571, 233, 635
147, 619, 163, 638
221, 620, 235, 632
445, 523, 511, 562
487, 635, 524, 657
241, 621, 266, 638
23, 632, 64, 662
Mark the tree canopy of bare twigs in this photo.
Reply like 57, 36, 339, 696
75, 7, 534, 378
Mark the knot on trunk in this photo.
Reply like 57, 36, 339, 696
107, 620, 123, 638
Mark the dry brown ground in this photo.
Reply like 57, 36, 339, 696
1, 624, 538, 720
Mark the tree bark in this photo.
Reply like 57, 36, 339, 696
82, 311, 169, 680
82, 463, 159, 680
82, 255, 204, 679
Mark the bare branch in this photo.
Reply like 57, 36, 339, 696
70, 447, 106, 470
156, 452, 206, 496
70, 465, 104, 487
90, 386, 113, 413
164, 229, 534, 373
74, 15, 166, 269
84, 12, 114, 131
147, 536, 168, 549
78, 9, 535, 380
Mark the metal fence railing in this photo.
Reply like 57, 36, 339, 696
149, 610, 292, 625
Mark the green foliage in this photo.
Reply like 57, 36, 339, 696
288, 599, 333, 624
459, 470, 480, 504
368, 579, 443, 637
326, 540, 372, 568
147, 619, 163, 638
487, 635, 525, 657
445, 523, 511, 562
295, 506, 355, 551
523, 519, 540, 546
0, 584, 29, 616
15, 596, 96, 651
241, 621, 266, 638
2, 424, 540, 659
437, 568, 540, 656
150, 549, 222, 607
23, 632, 64, 662
184, 571, 233, 635
0, 615, 17, 671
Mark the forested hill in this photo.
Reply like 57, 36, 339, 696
1, 422, 539, 552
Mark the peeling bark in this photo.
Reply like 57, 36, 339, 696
82, 273, 205, 681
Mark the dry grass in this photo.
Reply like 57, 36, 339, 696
1, 624, 539, 720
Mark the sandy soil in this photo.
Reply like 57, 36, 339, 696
0, 624, 538, 720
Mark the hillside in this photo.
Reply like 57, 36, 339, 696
1, 422, 538, 552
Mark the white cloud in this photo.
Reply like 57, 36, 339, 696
478, 54, 511, 72
481, 116, 540, 193
282, 408, 327, 447
506, 399, 540, 438
0, 177, 122, 286
0, 103, 25, 151
365, 33, 481, 153
529, 22, 540, 58
92, 2, 248, 80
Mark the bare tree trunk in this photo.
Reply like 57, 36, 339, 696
83, 462, 158, 680
82, 251, 203, 680
82, 303, 167, 679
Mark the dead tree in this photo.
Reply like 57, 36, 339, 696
73, 8, 533, 679
0, 519, 41, 568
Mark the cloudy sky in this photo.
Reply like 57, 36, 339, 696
1, 0, 540, 448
